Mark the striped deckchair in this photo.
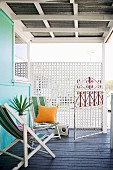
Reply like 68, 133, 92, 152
0, 103, 55, 170
30, 96, 61, 139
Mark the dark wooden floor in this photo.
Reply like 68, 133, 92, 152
0, 130, 113, 170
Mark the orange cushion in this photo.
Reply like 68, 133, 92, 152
34, 105, 58, 123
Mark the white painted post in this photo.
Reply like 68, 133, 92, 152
27, 42, 31, 82
74, 84, 76, 140
27, 42, 31, 127
110, 94, 113, 149
102, 43, 107, 133
103, 91, 107, 133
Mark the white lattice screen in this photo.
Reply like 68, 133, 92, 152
30, 62, 103, 128
15, 62, 28, 78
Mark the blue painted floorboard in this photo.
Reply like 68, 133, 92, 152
0, 130, 113, 170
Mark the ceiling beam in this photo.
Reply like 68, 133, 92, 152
34, 2, 54, 38
31, 37, 104, 43
103, 21, 111, 39
104, 26, 113, 42
108, 21, 113, 27
23, 27, 109, 33
70, 0, 78, 37
1, 0, 61, 3
11, 14, 113, 21
3, 0, 113, 3
103, 21, 113, 42
74, 3, 78, 37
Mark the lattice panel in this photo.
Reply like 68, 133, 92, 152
30, 62, 103, 128
15, 62, 28, 78
75, 106, 102, 129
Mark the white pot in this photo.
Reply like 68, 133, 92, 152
20, 114, 27, 123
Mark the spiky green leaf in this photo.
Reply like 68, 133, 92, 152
9, 95, 32, 115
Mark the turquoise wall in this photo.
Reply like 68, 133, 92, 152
0, 9, 30, 149
0, 9, 14, 83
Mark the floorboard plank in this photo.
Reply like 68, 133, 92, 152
0, 130, 113, 170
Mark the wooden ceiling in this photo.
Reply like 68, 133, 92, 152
1, 0, 113, 43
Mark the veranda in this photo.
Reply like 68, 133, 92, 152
0, 1, 113, 169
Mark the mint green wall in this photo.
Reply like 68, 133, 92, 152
0, 9, 31, 149
0, 83, 30, 105
0, 83, 30, 149
0, 9, 14, 83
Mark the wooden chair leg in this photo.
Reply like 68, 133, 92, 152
23, 124, 28, 167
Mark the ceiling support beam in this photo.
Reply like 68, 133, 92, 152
1, 0, 61, 3
34, 2, 54, 38
1, 0, 35, 2
70, 0, 78, 37
74, 3, 78, 37
103, 21, 112, 41
11, 14, 113, 21
23, 27, 109, 33
3, 0, 112, 3
104, 21, 113, 42
31, 37, 104, 43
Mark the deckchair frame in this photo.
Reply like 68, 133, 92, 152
30, 96, 61, 139
0, 103, 55, 170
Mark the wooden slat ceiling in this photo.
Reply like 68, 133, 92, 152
7, 3, 39, 15
3, 0, 113, 43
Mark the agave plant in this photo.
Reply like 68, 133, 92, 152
10, 95, 32, 115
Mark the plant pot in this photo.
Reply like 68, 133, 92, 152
20, 114, 27, 123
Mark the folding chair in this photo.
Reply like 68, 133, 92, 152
0, 103, 55, 170
30, 96, 61, 139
